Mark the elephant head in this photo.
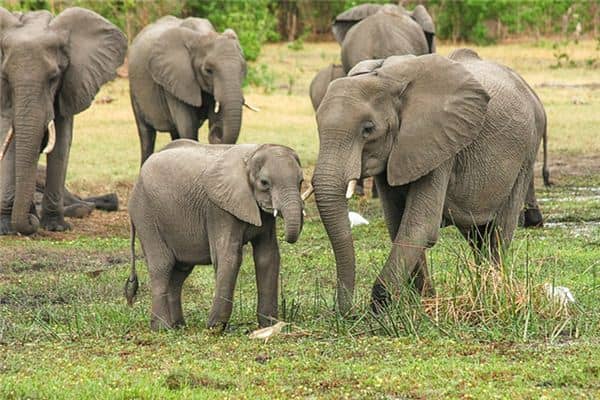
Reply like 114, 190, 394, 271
0, 7, 126, 235
206, 144, 304, 243
332, 3, 436, 53
309, 64, 346, 111
149, 23, 247, 144
312, 54, 489, 312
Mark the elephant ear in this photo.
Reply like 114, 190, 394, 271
332, 3, 383, 44
49, 7, 127, 116
180, 17, 215, 34
410, 5, 436, 53
0, 8, 21, 31
149, 27, 207, 107
378, 54, 490, 186
347, 59, 384, 76
0, 8, 21, 116
205, 145, 262, 227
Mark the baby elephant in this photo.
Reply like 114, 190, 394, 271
125, 140, 304, 330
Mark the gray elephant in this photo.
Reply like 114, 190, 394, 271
33, 165, 119, 219
333, 3, 435, 74
129, 16, 253, 165
0, 7, 127, 235
125, 140, 304, 330
308, 50, 546, 313
309, 64, 345, 111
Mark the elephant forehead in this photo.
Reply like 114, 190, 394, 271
5, 27, 60, 49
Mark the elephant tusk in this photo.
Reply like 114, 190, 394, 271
273, 209, 278, 218
346, 179, 357, 199
42, 120, 56, 155
0, 126, 14, 161
302, 209, 306, 217
243, 102, 260, 112
214, 101, 220, 114
301, 184, 314, 201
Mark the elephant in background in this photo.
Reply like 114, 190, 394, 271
333, 3, 435, 74
125, 140, 304, 330
311, 4, 435, 198
309, 64, 345, 111
310, 50, 546, 313
129, 16, 252, 165
34, 165, 119, 219
0, 8, 127, 235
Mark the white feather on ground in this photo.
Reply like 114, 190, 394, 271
544, 283, 576, 306
249, 321, 287, 343
348, 211, 369, 228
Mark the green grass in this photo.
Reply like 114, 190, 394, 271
1, 39, 600, 398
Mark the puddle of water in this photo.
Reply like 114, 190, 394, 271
544, 221, 600, 239
539, 195, 600, 202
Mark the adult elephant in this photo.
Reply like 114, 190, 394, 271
319, 3, 435, 197
129, 16, 252, 165
0, 8, 126, 236
333, 3, 435, 74
309, 64, 345, 111
309, 50, 546, 313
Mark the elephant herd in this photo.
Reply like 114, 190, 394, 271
1, 5, 551, 330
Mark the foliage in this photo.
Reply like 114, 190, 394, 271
184, 0, 278, 61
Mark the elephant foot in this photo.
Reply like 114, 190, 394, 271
523, 207, 544, 228
206, 319, 228, 333
150, 315, 173, 331
64, 202, 94, 219
83, 193, 119, 212
371, 184, 379, 199
0, 215, 14, 235
41, 214, 72, 232
370, 283, 391, 314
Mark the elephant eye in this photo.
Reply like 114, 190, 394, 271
259, 178, 270, 190
362, 121, 376, 138
204, 66, 213, 75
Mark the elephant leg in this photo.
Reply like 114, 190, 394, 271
207, 230, 244, 329
0, 120, 16, 235
165, 92, 201, 142
374, 173, 407, 241
134, 221, 176, 330
252, 225, 280, 327
41, 115, 72, 232
522, 175, 543, 228
412, 253, 435, 297
132, 99, 157, 165
489, 167, 532, 264
371, 163, 451, 311
167, 263, 194, 328
83, 193, 119, 212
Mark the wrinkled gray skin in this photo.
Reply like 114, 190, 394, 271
321, 4, 435, 197
0, 8, 126, 235
129, 16, 247, 165
312, 50, 547, 313
125, 140, 304, 330
333, 4, 435, 74
309, 64, 345, 111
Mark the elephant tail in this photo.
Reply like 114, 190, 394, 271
542, 116, 551, 187
124, 218, 139, 306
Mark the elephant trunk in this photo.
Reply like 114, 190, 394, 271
277, 187, 303, 244
12, 87, 48, 235
215, 78, 243, 144
313, 155, 357, 315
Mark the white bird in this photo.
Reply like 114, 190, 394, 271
348, 211, 369, 228
249, 321, 287, 343
544, 283, 576, 306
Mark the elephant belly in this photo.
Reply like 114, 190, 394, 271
444, 142, 527, 227
131, 79, 177, 132
161, 216, 212, 266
